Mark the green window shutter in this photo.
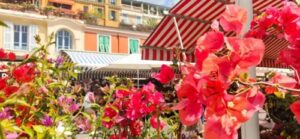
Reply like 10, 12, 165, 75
99, 35, 110, 53
129, 39, 139, 54
99, 35, 103, 52
104, 36, 109, 53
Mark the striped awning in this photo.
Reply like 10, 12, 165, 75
60, 50, 126, 71
142, 0, 290, 68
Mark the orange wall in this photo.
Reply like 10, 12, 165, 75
111, 35, 119, 53
119, 36, 129, 53
85, 32, 97, 51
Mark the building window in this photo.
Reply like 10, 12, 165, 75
110, 0, 116, 5
122, 13, 128, 24
110, 11, 116, 21
98, 35, 110, 53
13, 25, 29, 50
136, 16, 142, 24
98, 0, 103, 3
83, 6, 88, 13
56, 30, 72, 50
129, 39, 139, 54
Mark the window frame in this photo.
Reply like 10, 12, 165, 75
13, 24, 29, 51
110, 0, 116, 5
56, 29, 73, 51
97, 34, 111, 53
128, 38, 140, 54
109, 10, 117, 21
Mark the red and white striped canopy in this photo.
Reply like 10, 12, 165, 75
142, 0, 289, 68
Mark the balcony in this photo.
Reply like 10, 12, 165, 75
48, 0, 75, 5
75, 0, 104, 6
122, 4, 142, 12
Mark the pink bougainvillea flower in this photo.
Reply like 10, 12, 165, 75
195, 48, 209, 71
13, 63, 36, 82
7, 52, 16, 61
152, 64, 174, 84
5, 132, 19, 139
42, 115, 53, 127
175, 77, 203, 126
150, 115, 165, 130
270, 73, 297, 88
279, 49, 300, 72
290, 100, 300, 124
220, 5, 247, 34
126, 92, 149, 120
76, 118, 92, 132
197, 31, 224, 52
115, 90, 131, 98
0, 107, 12, 120
204, 116, 238, 139
130, 120, 143, 136
69, 103, 80, 113
109, 133, 127, 139
227, 37, 265, 70
102, 106, 118, 128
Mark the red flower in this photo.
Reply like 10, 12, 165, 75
102, 107, 118, 129
0, 78, 7, 90
152, 64, 174, 84
197, 31, 224, 52
4, 86, 18, 97
0, 49, 7, 59
130, 120, 143, 136
290, 100, 300, 124
13, 63, 35, 82
220, 5, 247, 34
270, 73, 297, 88
7, 52, 16, 61
265, 86, 277, 95
150, 115, 165, 130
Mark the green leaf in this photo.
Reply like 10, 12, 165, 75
115, 86, 129, 91
22, 125, 34, 138
274, 91, 285, 99
0, 98, 30, 107
90, 103, 101, 110
81, 112, 92, 121
33, 125, 46, 133
102, 117, 111, 122
0, 21, 7, 27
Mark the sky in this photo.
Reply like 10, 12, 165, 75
138, 0, 178, 7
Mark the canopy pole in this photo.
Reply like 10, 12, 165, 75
172, 17, 187, 61
236, 0, 260, 139
137, 69, 140, 87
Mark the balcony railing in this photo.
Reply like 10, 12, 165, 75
121, 4, 142, 12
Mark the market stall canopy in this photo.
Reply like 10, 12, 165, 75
100, 54, 173, 70
141, 0, 288, 68
60, 50, 126, 71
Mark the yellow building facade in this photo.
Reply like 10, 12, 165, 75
0, 8, 85, 57
39, 0, 121, 28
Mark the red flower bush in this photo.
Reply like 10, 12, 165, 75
13, 63, 36, 82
